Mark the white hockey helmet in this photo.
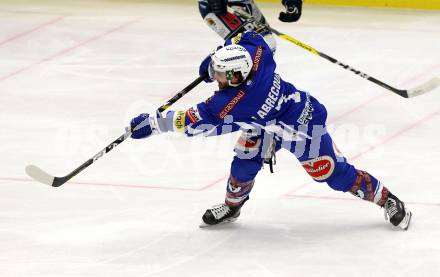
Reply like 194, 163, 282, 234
209, 44, 253, 87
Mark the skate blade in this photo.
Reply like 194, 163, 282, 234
199, 217, 238, 228
398, 210, 412, 231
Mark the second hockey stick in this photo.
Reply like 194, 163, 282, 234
231, 8, 440, 99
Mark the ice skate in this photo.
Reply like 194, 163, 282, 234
384, 193, 412, 230
199, 203, 241, 228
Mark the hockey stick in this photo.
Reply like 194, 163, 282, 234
25, 17, 253, 188
230, 8, 440, 98
25, 75, 205, 187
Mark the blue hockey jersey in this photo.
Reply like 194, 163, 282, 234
165, 31, 327, 140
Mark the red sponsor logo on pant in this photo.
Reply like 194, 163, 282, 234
301, 156, 335, 181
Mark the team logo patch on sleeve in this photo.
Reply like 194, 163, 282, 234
186, 107, 202, 124
173, 111, 186, 133
301, 156, 335, 181
219, 90, 246, 119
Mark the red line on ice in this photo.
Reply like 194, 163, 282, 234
0, 17, 143, 81
0, 175, 226, 192
0, 16, 65, 47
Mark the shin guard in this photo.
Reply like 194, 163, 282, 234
349, 170, 389, 206
225, 175, 254, 207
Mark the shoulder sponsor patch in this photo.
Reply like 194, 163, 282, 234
186, 106, 202, 124
252, 46, 263, 72
219, 90, 246, 119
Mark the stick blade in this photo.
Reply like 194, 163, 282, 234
25, 165, 55, 186
407, 77, 440, 98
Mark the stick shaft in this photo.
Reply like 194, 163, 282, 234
274, 31, 409, 97
51, 76, 205, 186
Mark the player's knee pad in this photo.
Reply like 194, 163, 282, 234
198, 0, 276, 52
225, 175, 254, 207
202, 12, 239, 39
349, 170, 389, 205
199, 0, 243, 39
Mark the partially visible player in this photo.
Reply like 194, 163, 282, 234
198, 0, 303, 52
129, 31, 412, 230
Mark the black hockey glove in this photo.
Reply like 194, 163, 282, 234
207, 0, 228, 16
279, 0, 302, 22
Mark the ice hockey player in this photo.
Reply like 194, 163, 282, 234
198, 0, 303, 52
129, 31, 412, 230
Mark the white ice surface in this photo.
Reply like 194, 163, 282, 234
1, 1, 440, 276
